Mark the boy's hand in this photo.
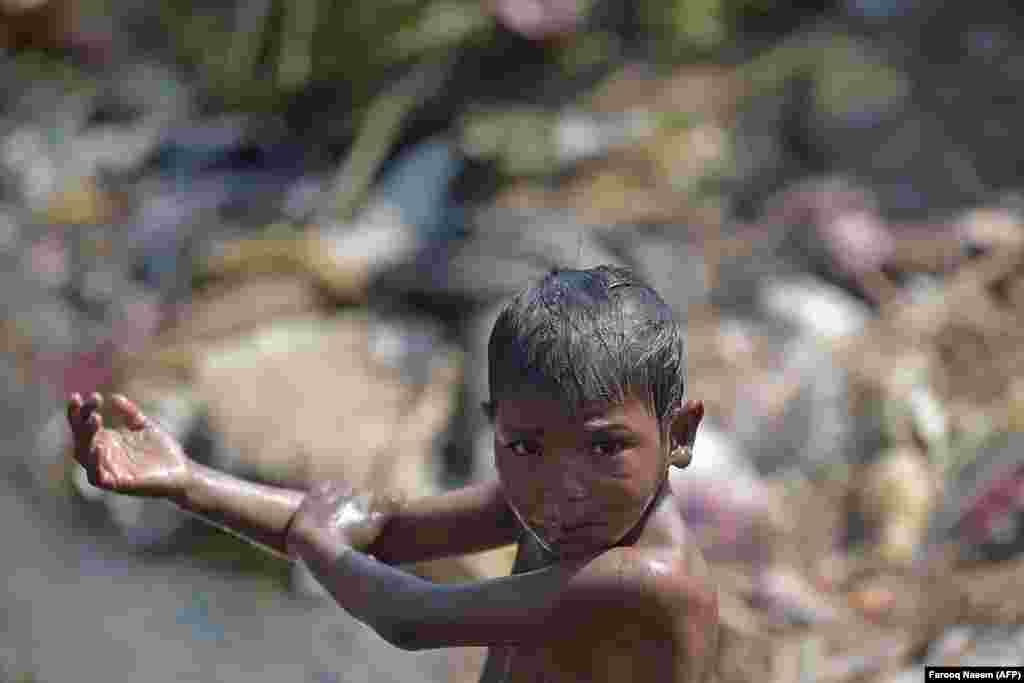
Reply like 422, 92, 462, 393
67, 392, 192, 500
285, 482, 399, 561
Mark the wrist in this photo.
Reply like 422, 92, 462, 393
286, 517, 353, 564
283, 502, 304, 559
290, 530, 354, 566
171, 457, 204, 508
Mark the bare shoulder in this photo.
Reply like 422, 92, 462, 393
557, 541, 717, 630
622, 542, 719, 679
546, 543, 718, 681
618, 541, 717, 620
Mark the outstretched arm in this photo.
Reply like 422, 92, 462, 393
68, 392, 304, 557
179, 459, 304, 558
67, 393, 518, 563
182, 467, 521, 564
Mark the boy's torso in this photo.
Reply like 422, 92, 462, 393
477, 494, 696, 683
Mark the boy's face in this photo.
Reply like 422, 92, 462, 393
492, 389, 675, 559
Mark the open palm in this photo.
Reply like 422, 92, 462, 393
67, 393, 192, 500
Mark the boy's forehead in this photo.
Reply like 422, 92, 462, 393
493, 387, 657, 429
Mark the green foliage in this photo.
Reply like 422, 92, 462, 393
9, 51, 95, 96
159, 0, 491, 111
637, 0, 785, 62
460, 107, 558, 177
814, 36, 909, 119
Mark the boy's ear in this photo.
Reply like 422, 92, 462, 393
668, 399, 703, 469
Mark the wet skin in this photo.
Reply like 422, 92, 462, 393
66, 391, 718, 682
479, 391, 716, 681
493, 391, 688, 560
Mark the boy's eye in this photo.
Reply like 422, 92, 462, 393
506, 440, 541, 457
590, 439, 625, 458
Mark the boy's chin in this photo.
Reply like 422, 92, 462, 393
544, 520, 644, 559
547, 533, 617, 560
551, 542, 606, 561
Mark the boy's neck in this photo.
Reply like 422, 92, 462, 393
615, 474, 670, 549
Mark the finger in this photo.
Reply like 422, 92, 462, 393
88, 410, 103, 436
78, 412, 104, 465
72, 412, 102, 471
67, 393, 83, 426
85, 408, 102, 442
71, 401, 99, 448
110, 394, 148, 431
79, 393, 104, 430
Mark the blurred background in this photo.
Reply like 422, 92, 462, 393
2, 0, 1024, 681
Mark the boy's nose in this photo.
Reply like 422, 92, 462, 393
546, 462, 588, 503
561, 474, 587, 502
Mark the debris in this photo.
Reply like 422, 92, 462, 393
858, 447, 940, 566
7, 8, 1024, 682
759, 276, 872, 342
0, 0, 75, 53
44, 174, 123, 225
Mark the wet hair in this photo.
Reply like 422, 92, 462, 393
486, 265, 686, 432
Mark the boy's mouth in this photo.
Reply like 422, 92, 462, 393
528, 518, 597, 531
534, 521, 604, 544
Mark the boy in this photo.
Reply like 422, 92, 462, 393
67, 265, 719, 682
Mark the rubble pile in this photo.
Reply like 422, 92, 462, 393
3, 2, 1024, 681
